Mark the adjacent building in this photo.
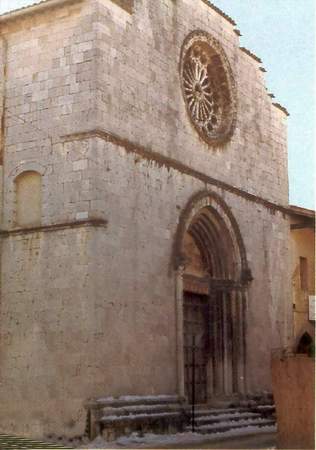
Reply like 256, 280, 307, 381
289, 205, 315, 350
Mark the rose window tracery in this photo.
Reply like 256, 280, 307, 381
180, 31, 237, 146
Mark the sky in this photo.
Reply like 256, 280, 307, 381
213, 0, 315, 209
0, 0, 315, 209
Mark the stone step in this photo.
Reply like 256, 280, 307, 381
238, 398, 274, 408
102, 402, 182, 417
95, 395, 181, 408
194, 411, 262, 424
88, 394, 276, 442
88, 394, 186, 440
184, 406, 250, 417
100, 411, 182, 425
252, 404, 276, 412
187, 417, 275, 434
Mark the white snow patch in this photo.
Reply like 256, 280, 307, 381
103, 404, 178, 413
195, 411, 259, 422
97, 395, 178, 404
83, 425, 277, 448
101, 412, 179, 421
197, 417, 272, 431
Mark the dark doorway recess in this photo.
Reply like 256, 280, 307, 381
183, 292, 209, 403
179, 199, 250, 402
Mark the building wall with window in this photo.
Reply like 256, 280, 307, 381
289, 206, 315, 348
0, 0, 292, 440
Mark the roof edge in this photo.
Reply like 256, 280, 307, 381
240, 46, 262, 64
272, 102, 290, 117
0, 0, 81, 23
200, 0, 236, 26
288, 205, 315, 219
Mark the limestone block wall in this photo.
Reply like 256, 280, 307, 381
94, 0, 289, 206
0, 227, 93, 436
85, 135, 292, 394
0, 37, 5, 220
0, 0, 292, 440
0, 133, 292, 438
1, 0, 97, 140
0, 0, 100, 229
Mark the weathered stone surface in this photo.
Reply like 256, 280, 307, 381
0, 0, 292, 440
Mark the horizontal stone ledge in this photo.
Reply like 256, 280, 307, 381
62, 128, 290, 216
0, 218, 108, 237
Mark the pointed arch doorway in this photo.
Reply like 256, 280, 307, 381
174, 192, 252, 403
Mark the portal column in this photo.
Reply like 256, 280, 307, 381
207, 291, 214, 398
236, 289, 246, 394
175, 266, 185, 397
241, 290, 248, 393
223, 291, 233, 395
231, 290, 238, 393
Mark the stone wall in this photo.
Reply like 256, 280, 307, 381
94, 0, 288, 205
1, 227, 93, 436
0, 0, 291, 439
0, 0, 101, 230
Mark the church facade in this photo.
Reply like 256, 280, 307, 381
0, 0, 292, 440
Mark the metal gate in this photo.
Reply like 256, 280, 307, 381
183, 292, 210, 404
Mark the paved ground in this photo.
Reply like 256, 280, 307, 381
0, 434, 72, 449
0, 432, 277, 449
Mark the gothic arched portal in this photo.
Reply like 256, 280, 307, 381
174, 191, 252, 403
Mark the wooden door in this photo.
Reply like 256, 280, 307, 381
183, 292, 209, 404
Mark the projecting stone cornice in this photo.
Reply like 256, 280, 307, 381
0, 219, 108, 237
62, 128, 290, 215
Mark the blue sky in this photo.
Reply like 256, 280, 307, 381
213, 0, 315, 209
1, 0, 315, 209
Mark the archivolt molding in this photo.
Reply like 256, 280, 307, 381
180, 30, 237, 146
9, 161, 46, 180
173, 190, 252, 285
5, 162, 47, 228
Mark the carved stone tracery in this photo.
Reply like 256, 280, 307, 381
180, 31, 237, 145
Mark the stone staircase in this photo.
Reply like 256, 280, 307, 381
86, 393, 276, 442
86, 395, 186, 441
184, 394, 276, 437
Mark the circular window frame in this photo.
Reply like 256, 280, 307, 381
180, 30, 237, 146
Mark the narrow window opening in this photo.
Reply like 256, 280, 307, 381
15, 171, 42, 227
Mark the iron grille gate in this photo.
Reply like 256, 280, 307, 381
183, 292, 210, 404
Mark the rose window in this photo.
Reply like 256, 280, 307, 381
180, 31, 237, 145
